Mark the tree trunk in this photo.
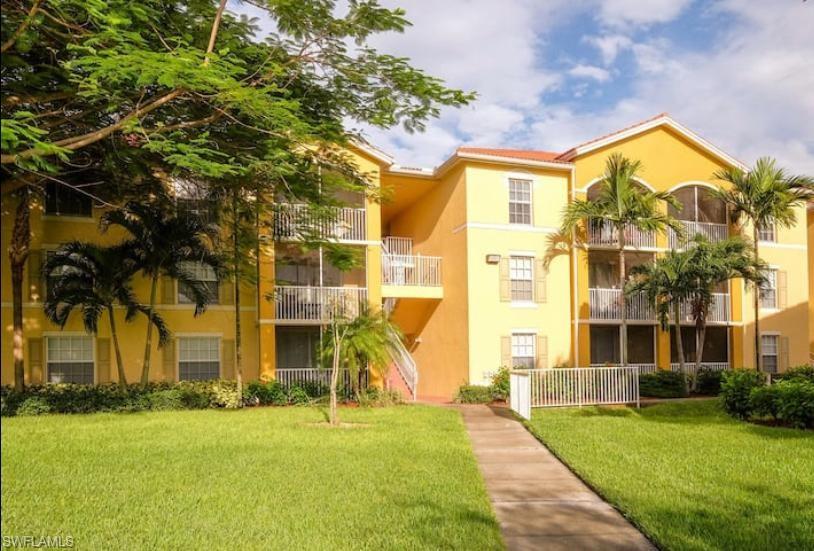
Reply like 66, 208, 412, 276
694, 301, 708, 393
753, 227, 761, 371
9, 191, 31, 391
617, 224, 628, 366
673, 302, 688, 394
108, 305, 127, 388
140, 274, 159, 386
329, 324, 342, 426
232, 190, 243, 405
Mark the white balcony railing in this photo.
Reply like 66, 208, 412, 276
274, 204, 366, 242
587, 220, 656, 249
677, 293, 731, 324
668, 220, 728, 249
383, 236, 413, 256
382, 254, 442, 287
274, 286, 367, 322
590, 363, 657, 374
275, 368, 368, 392
670, 362, 729, 375
589, 288, 655, 321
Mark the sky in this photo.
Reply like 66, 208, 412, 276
233, 0, 814, 172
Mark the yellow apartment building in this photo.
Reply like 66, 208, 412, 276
1, 114, 810, 399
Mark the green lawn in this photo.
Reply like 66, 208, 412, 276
526, 400, 814, 551
1, 406, 503, 550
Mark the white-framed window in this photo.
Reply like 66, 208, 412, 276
509, 256, 534, 302
757, 220, 776, 242
511, 333, 536, 369
508, 178, 532, 225
761, 334, 778, 373
178, 261, 219, 304
47, 336, 94, 384
178, 336, 221, 381
759, 269, 777, 309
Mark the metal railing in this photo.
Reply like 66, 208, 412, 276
590, 363, 657, 374
668, 220, 728, 249
587, 220, 656, 248
273, 204, 366, 242
676, 293, 731, 323
670, 362, 730, 375
511, 367, 640, 414
589, 288, 655, 320
382, 254, 442, 286
383, 236, 413, 256
273, 286, 368, 322
275, 368, 368, 394
387, 326, 418, 400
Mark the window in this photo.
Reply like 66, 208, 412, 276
627, 326, 655, 364
44, 182, 92, 217
509, 256, 533, 301
761, 335, 778, 373
508, 178, 532, 224
511, 333, 535, 369
590, 325, 620, 365
760, 269, 777, 309
178, 337, 220, 380
47, 336, 94, 384
277, 327, 321, 369
668, 186, 727, 224
758, 221, 776, 242
178, 262, 219, 304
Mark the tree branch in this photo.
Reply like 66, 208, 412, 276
1, 0, 43, 54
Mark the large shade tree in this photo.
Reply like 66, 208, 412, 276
561, 153, 682, 366
1, 0, 473, 390
712, 158, 813, 370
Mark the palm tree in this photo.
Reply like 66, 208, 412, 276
321, 306, 403, 426
101, 200, 220, 385
561, 153, 682, 366
43, 242, 169, 388
713, 158, 813, 370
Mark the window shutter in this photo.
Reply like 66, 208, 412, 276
219, 278, 235, 305
779, 336, 789, 372
221, 339, 235, 379
777, 271, 787, 309
534, 258, 547, 303
162, 339, 176, 381
28, 338, 43, 383
96, 338, 111, 383
161, 277, 176, 305
500, 336, 512, 368
536, 335, 548, 369
499, 258, 511, 302
28, 250, 43, 301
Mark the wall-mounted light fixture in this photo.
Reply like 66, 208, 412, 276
485, 254, 501, 264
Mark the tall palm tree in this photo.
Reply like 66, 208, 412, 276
713, 158, 813, 370
101, 200, 220, 385
561, 153, 682, 366
43, 242, 169, 388
321, 306, 403, 426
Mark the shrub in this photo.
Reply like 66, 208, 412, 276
749, 385, 780, 420
245, 380, 287, 406
490, 367, 510, 401
696, 368, 728, 396
16, 397, 52, 416
774, 380, 814, 429
778, 365, 814, 384
209, 381, 241, 409
147, 389, 185, 411
720, 370, 766, 419
287, 386, 311, 405
455, 384, 494, 404
358, 387, 403, 407
639, 371, 688, 398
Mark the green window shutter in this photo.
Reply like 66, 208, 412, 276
28, 338, 43, 383
534, 258, 547, 304
777, 271, 787, 309
500, 336, 512, 368
96, 338, 111, 383
28, 250, 43, 302
163, 339, 176, 381
499, 258, 511, 302
536, 335, 548, 369
221, 339, 235, 379
161, 277, 176, 305
219, 279, 235, 305
779, 336, 789, 372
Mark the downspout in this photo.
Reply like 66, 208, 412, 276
570, 165, 579, 368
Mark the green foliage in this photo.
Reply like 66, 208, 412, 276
777, 365, 814, 384
773, 381, 814, 429
146, 389, 185, 411
357, 387, 403, 407
286, 386, 312, 406
490, 367, 510, 401
245, 380, 288, 406
720, 370, 766, 419
749, 385, 780, 420
639, 371, 688, 398
454, 385, 495, 404
695, 368, 728, 396
15, 397, 52, 417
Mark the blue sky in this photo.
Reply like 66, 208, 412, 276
233, 0, 814, 172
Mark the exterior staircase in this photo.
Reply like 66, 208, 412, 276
386, 325, 418, 401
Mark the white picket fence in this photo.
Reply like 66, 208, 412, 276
510, 367, 640, 419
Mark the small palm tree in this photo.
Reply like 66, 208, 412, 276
101, 200, 220, 385
43, 242, 170, 388
561, 153, 682, 365
321, 306, 403, 426
713, 158, 813, 370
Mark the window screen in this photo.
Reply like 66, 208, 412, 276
47, 336, 94, 384
511, 333, 535, 369
178, 261, 219, 304
179, 337, 220, 380
509, 256, 534, 301
509, 179, 532, 224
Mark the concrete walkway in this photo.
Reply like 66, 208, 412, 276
459, 405, 655, 551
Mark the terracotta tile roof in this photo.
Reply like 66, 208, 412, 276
555, 112, 670, 159
457, 147, 569, 164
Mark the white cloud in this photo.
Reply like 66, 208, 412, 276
568, 64, 612, 82
595, 0, 695, 27
584, 34, 633, 65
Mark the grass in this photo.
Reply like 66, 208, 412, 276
1, 406, 503, 550
525, 400, 814, 551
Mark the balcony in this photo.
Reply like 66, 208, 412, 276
677, 293, 730, 324
273, 204, 366, 243
587, 220, 656, 249
589, 288, 655, 321
381, 237, 443, 299
668, 220, 728, 249
274, 286, 367, 323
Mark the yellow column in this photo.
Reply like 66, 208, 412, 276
257, 238, 276, 380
